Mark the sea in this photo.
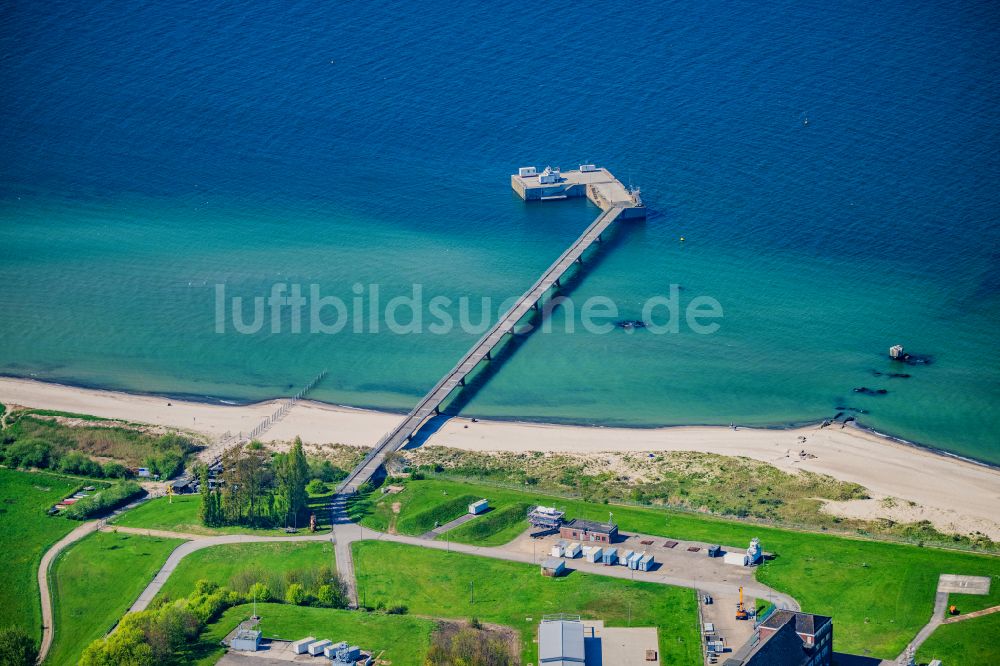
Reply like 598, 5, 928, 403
1, 0, 998, 464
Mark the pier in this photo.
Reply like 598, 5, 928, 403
337, 166, 644, 494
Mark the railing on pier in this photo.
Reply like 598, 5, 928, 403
336, 205, 628, 495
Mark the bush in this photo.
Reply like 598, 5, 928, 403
306, 479, 328, 495
4, 439, 53, 469
62, 482, 145, 520
0, 626, 38, 666
310, 459, 347, 483
248, 582, 271, 603
285, 583, 307, 605
103, 461, 129, 479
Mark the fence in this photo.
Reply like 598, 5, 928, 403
420, 472, 997, 555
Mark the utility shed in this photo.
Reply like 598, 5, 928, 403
538, 618, 586, 665
602, 548, 618, 565
542, 557, 567, 577
637, 553, 654, 571
469, 499, 489, 515
231, 628, 261, 652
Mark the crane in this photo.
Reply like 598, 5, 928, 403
735, 586, 749, 621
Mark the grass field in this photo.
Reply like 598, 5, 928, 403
351, 477, 1000, 659
440, 502, 533, 546
353, 541, 702, 665
0, 468, 86, 642
113, 488, 336, 535
48, 531, 183, 666
155, 541, 334, 602
183, 602, 436, 665
917, 612, 1000, 665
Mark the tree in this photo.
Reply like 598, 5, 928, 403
221, 443, 273, 526
0, 626, 38, 666
276, 438, 309, 527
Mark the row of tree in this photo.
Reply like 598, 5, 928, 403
199, 438, 311, 529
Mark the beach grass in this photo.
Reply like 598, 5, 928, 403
184, 602, 436, 665
352, 477, 1000, 659
154, 541, 334, 602
353, 540, 702, 665
113, 487, 337, 535
916, 612, 1000, 664
48, 530, 183, 666
0, 468, 82, 643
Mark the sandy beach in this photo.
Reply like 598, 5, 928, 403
2, 376, 998, 539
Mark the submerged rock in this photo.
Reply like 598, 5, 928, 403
853, 387, 888, 396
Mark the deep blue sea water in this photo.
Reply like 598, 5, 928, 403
1, 0, 998, 462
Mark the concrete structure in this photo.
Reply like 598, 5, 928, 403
723, 610, 832, 666
468, 498, 489, 515
323, 641, 348, 658
560, 518, 618, 544
539, 616, 586, 666
230, 627, 261, 652
290, 637, 317, 654
511, 165, 647, 220
336, 192, 633, 496
542, 557, 567, 577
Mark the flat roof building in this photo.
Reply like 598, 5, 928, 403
559, 519, 618, 544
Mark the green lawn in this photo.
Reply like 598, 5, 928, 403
0, 468, 87, 642
113, 489, 336, 535
155, 541, 334, 602
351, 477, 1000, 659
184, 603, 436, 665
47, 531, 183, 666
917, 612, 1000, 665
440, 502, 534, 546
353, 541, 701, 665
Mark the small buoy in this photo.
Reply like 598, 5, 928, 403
679, 237, 685, 242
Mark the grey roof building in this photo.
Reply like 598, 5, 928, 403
539, 617, 586, 666
724, 610, 833, 666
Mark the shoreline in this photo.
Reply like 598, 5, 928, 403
3, 373, 994, 470
2, 376, 999, 540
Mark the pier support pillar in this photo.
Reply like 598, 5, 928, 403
486, 350, 492, 361
459, 377, 466, 386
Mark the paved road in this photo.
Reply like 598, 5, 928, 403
127, 531, 333, 612
37, 520, 100, 663
896, 579, 950, 662
419, 511, 481, 539
40, 496, 798, 661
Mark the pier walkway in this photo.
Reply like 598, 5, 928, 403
337, 204, 627, 494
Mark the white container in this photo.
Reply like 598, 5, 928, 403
307, 639, 332, 656
550, 543, 564, 558
518, 166, 537, 177
579, 164, 597, 172
291, 637, 316, 654
584, 546, 603, 563
564, 542, 581, 558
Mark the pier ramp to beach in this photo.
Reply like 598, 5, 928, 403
337, 165, 644, 495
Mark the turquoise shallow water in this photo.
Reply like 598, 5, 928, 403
1, 0, 998, 462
